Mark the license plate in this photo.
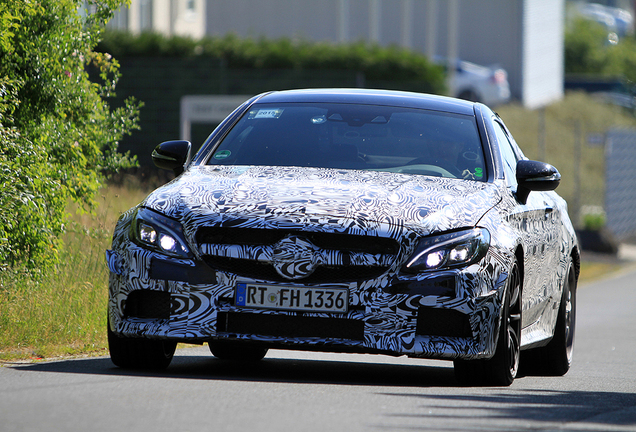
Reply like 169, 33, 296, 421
235, 283, 348, 313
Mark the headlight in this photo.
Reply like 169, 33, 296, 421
403, 228, 490, 273
130, 207, 191, 258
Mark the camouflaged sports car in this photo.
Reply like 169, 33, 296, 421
106, 89, 579, 386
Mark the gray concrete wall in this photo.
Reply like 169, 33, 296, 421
205, 0, 564, 108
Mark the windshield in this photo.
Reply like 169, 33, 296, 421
207, 102, 486, 181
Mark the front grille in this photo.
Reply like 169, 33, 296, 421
197, 226, 399, 283
217, 312, 365, 341
196, 227, 399, 255
202, 256, 389, 283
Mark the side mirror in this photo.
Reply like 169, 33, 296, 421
516, 159, 561, 204
152, 140, 191, 176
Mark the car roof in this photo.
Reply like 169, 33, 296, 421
253, 88, 477, 116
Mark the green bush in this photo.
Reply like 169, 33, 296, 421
580, 206, 606, 231
0, 0, 140, 271
96, 30, 446, 94
565, 17, 636, 83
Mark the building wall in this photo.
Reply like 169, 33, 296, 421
109, 0, 206, 39
109, 0, 564, 108
206, 0, 340, 41
521, 0, 564, 108
445, 1, 523, 99
204, 0, 564, 108
205, 0, 422, 45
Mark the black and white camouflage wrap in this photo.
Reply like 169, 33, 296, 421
107, 163, 577, 360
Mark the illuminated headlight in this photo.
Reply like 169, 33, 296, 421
131, 207, 191, 258
403, 228, 490, 273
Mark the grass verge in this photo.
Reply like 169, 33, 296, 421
0, 184, 148, 361
579, 260, 629, 284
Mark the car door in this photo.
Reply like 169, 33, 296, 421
492, 119, 563, 329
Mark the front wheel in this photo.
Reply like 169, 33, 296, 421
108, 320, 176, 370
454, 261, 521, 386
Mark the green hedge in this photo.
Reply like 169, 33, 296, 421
1, 1, 139, 270
97, 30, 446, 93
565, 17, 636, 84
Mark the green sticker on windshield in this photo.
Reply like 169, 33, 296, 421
475, 167, 483, 178
214, 150, 231, 159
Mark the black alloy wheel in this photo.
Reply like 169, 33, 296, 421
107, 318, 177, 370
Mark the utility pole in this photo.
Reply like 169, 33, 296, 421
338, 0, 350, 43
370, 0, 381, 42
425, 0, 438, 59
447, 0, 459, 96
538, 107, 546, 161
401, 0, 413, 49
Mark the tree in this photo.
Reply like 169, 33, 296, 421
565, 17, 636, 83
0, 0, 139, 270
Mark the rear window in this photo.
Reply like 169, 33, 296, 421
207, 103, 486, 181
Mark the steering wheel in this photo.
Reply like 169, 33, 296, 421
396, 164, 457, 178
405, 158, 462, 177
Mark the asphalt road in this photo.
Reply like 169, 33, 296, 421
2, 268, 636, 432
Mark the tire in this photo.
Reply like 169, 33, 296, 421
454, 261, 521, 386
539, 259, 577, 375
209, 340, 268, 361
108, 320, 176, 370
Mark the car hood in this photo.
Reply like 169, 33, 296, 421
143, 165, 501, 235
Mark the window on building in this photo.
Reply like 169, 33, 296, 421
139, 0, 153, 31
108, 4, 129, 30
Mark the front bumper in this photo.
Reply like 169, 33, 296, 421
106, 244, 508, 361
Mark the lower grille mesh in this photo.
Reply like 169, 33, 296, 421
124, 290, 170, 319
217, 312, 365, 341
416, 306, 472, 338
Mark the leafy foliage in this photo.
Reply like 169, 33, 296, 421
96, 30, 446, 93
0, 0, 140, 270
565, 17, 636, 83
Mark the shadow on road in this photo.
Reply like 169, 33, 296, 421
7, 350, 458, 387
378, 389, 636, 428
8, 350, 636, 428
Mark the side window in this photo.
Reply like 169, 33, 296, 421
493, 121, 519, 187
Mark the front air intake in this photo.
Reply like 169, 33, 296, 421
124, 290, 171, 319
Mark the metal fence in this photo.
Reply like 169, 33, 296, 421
605, 128, 636, 241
